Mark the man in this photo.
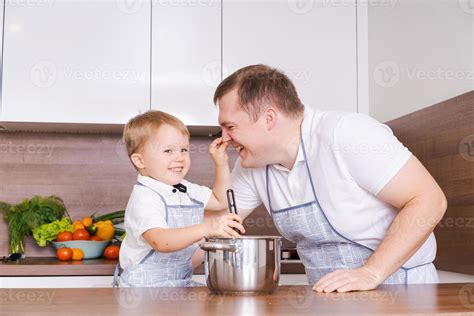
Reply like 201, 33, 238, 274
214, 64, 447, 293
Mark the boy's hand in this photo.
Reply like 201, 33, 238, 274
203, 213, 245, 238
209, 137, 229, 167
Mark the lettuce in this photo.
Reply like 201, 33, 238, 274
33, 217, 74, 247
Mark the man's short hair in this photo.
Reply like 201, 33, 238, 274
123, 110, 190, 159
213, 64, 304, 121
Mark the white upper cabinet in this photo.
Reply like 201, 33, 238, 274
150, 1, 221, 126
223, 0, 358, 113
1, 0, 151, 124
0, 0, 359, 127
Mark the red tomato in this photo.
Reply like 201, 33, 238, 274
56, 248, 73, 261
103, 245, 120, 260
90, 235, 101, 241
72, 229, 90, 240
56, 231, 73, 242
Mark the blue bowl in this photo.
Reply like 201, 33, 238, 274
52, 240, 110, 259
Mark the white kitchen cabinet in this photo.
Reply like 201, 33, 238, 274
1, 0, 151, 124
151, 0, 221, 126
223, 0, 358, 113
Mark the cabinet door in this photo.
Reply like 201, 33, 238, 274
151, 1, 221, 126
223, 0, 357, 113
1, 0, 151, 124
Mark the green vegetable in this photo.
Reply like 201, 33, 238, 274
1, 196, 68, 254
86, 224, 97, 235
93, 210, 125, 224
32, 217, 74, 247
113, 228, 126, 242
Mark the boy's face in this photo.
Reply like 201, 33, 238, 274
138, 124, 190, 186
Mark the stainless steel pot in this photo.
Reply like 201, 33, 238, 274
200, 236, 282, 295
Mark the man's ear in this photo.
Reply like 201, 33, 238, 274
265, 107, 277, 131
131, 153, 145, 170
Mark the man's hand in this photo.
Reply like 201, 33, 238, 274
313, 266, 383, 293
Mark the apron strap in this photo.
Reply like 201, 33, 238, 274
266, 133, 319, 214
136, 182, 169, 223
113, 262, 122, 288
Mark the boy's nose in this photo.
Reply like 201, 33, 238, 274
175, 153, 186, 161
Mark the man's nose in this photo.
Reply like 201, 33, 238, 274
221, 129, 231, 142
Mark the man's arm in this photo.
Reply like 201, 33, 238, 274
314, 155, 447, 293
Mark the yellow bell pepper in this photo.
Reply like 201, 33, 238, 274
94, 220, 115, 241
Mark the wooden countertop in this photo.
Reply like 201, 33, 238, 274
1, 284, 474, 315
1, 257, 305, 276
0, 257, 119, 276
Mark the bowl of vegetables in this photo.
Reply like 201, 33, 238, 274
52, 240, 110, 259
32, 210, 124, 261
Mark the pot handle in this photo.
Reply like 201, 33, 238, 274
199, 242, 237, 252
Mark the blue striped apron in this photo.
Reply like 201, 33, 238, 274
114, 182, 204, 287
266, 136, 433, 285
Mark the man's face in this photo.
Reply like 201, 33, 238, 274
217, 88, 270, 168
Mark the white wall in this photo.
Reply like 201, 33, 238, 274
367, 0, 473, 122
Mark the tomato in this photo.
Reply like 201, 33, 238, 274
71, 248, 84, 261
72, 229, 90, 240
56, 248, 73, 261
56, 231, 73, 242
103, 245, 120, 260
90, 235, 101, 241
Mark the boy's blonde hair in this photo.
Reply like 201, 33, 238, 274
123, 110, 190, 159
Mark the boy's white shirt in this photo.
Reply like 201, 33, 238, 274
119, 174, 212, 270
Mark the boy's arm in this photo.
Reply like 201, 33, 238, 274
205, 137, 231, 211
192, 248, 205, 269
142, 225, 206, 253
142, 213, 245, 253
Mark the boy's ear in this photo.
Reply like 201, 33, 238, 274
131, 153, 145, 170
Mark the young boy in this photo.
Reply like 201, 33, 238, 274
118, 110, 245, 287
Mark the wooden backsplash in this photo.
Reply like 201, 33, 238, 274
387, 90, 474, 275
0, 132, 279, 257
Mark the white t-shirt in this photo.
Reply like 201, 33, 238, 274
119, 174, 212, 270
232, 107, 436, 268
